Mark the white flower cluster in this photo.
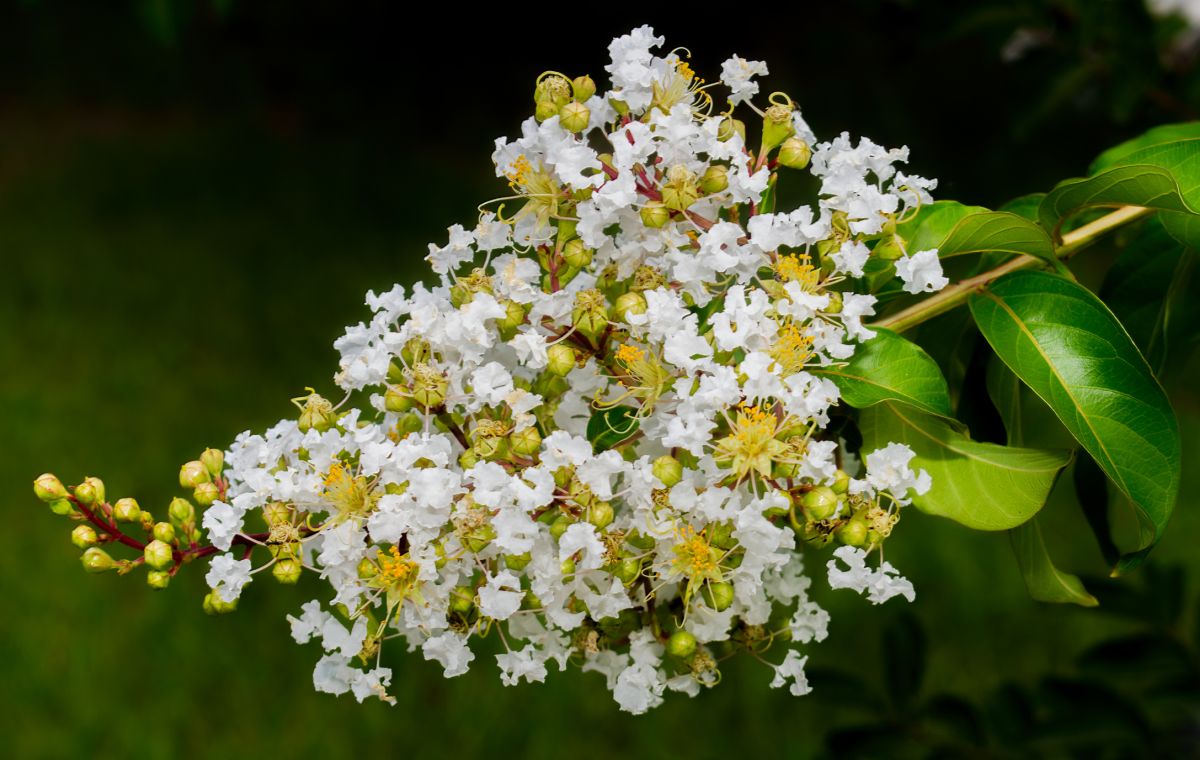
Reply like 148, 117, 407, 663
200, 26, 940, 713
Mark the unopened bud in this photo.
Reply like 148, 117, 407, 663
700, 164, 729, 194
147, 570, 171, 590
547, 343, 578, 377
505, 553, 532, 571
667, 629, 698, 658
572, 75, 596, 102
203, 591, 238, 615
652, 455, 683, 488
639, 201, 670, 229
153, 522, 176, 544
179, 460, 210, 489
777, 137, 811, 169
509, 426, 543, 457
449, 586, 475, 615
81, 547, 115, 573
48, 499, 74, 516
549, 515, 572, 541
824, 292, 843, 315
718, 116, 746, 143
535, 99, 559, 123
33, 473, 68, 502
168, 497, 195, 525
559, 100, 590, 133
143, 539, 174, 571
384, 385, 413, 413
71, 524, 98, 548
703, 581, 735, 612
272, 558, 302, 584
200, 448, 224, 477
193, 481, 219, 507
802, 487, 840, 521
562, 238, 593, 269
836, 518, 869, 547
832, 469, 851, 494
586, 501, 614, 529
74, 477, 105, 507
613, 291, 647, 322
112, 497, 141, 523
613, 557, 641, 584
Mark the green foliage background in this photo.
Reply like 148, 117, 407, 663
3, 2, 1200, 756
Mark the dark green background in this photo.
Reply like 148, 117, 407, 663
3, 2, 1199, 757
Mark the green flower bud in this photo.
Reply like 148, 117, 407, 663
71, 524, 98, 548
462, 524, 496, 553
505, 553, 532, 571
549, 514, 572, 540
397, 413, 424, 436
74, 477, 105, 507
777, 137, 811, 169
81, 547, 115, 573
449, 586, 475, 615
762, 102, 795, 153
179, 460, 210, 489
458, 448, 478, 470
703, 581, 735, 612
147, 570, 171, 590
560, 558, 576, 577
193, 481, 219, 508
718, 116, 745, 143
652, 455, 683, 488
772, 459, 800, 479
509, 426, 543, 457
667, 629, 698, 659
112, 497, 141, 523
586, 501, 614, 529
562, 238, 593, 269
384, 385, 413, 413
559, 100, 590, 133
613, 291, 648, 323
168, 497, 195, 525
535, 99, 560, 123
263, 501, 290, 526
626, 530, 656, 552
143, 539, 174, 571
709, 521, 737, 551
498, 299, 528, 337
802, 487, 839, 521
832, 469, 851, 494
200, 448, 225, 477
272, 558, 302, 584
612, 557, 641, 584
547, 343, 578, 377
700, 164, 729, 194
640, 201, 670, 229
522, 589, 542, 610
203, 591, 238, 615
872, 235, 904, 261
33, 473, 68, 502
836, 518, 869, 547
824, 291, 843, 315
48, 498, 74, 516
572, 75, 596, 102
153, 522, 176, 544
572, 288, 610, 340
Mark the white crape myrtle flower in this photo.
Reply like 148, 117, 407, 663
162, 27, 954, 714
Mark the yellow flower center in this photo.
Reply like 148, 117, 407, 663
770, 323, 815, 375
774, 253, 821, 291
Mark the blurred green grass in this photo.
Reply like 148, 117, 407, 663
2, 116, 1198, 759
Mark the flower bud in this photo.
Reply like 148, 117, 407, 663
48, 499, 74, 516
777, 137, 811, 169
33, 473, 68, 502
498, 299, 528, 336
549, 514, 572, 540
509, 426, 543, 457
836, 518, 869, 547
613, 557, 642, 584
74, 477, 105, 507
652, 455, 683, 488
458, 448, 478, 470
147, 570, 171, 590
200, 448, 225, 477
272, 558, 302, 585
462, 524, 496, 554
832, 469, 851, 494
193, 481, 219, 508
872, 235, 904, 261
572, 75, 596, 102
762, 102, 795, 153
535, 99, 559, 123
702, 582, 735, 612
700, 164, 729, 194
112, 497, 141, 523
203, 591, 238, 615
639, 201, 670, 229
81, 547, 115, 574
449, 586, 475, 615
801, 486, 839, 521
613, 291, 647, 323
179, 460, 210, 489
505, 553, 532, 571
153, 522, 176, 544
709, 521, 737, 551
562, 238, 593, 269
572, 288, 610, 340
71, 524, 98, 549
586, 501, 614, 529
559, 100, 590, 134
718, 116, 745, 143
384, 385, 413, 413
667, 629, 698, 659
560, 558, 576, 577
143, 539, 174, 571
168, 497, 195, 525
824, 292, 843, 315
547, 343, 578, 377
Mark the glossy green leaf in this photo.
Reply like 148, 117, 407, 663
586, 406, 639, 452
894, 200, 988, 253
999, 193, 1046, 222
813, 329, 953, 418
1090, 122, 1200, 174
969, 270, 1181, 573
1037, 164, 1195, 238
938, 211, 1056, 262
859, 401, 1072, 531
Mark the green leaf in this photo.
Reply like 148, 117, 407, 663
894, 200, 988, 253
1037, 165, 1195, 239
586, 406, 639, 452
938, 211, 1056, 263
812, 328, 953, 418
968, 270, 1181, 573
859, 401, 1072, 531
1090, 122, 1200, 175
1098, 215, 1200, 377
999, 193, 1046, 222
1010, 519, 1098, 607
